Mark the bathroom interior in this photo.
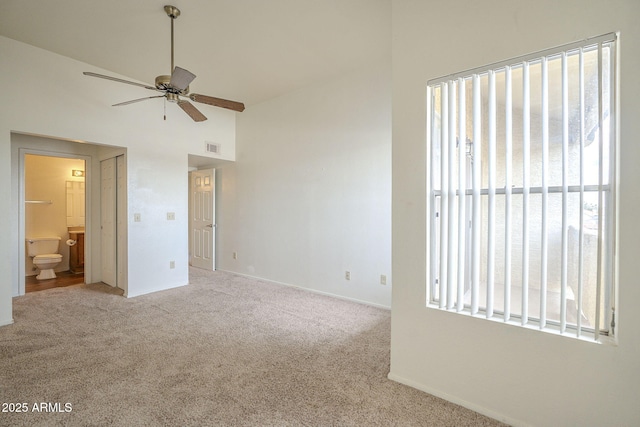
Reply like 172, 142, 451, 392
25, 154, 86, 292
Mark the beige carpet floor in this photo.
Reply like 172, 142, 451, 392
0, 268, 504, 426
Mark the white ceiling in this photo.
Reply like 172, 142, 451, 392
0, 0, 390, 107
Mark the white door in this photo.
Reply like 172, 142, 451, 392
101, 158, 117, 286
190, 169, 215, 270
65, 180, 85, 226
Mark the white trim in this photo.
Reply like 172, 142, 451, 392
387, 372, 526, 427
427, 32, 616, 85
217, 269, 391, 311
124, 281, 189, 299
0, 318, 14, 327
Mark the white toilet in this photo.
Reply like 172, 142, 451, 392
27, 237, 63, 280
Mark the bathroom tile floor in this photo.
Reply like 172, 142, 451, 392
25, 271, 84, 293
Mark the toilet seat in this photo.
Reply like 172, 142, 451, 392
34, 254, 63, 263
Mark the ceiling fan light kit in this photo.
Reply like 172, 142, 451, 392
83, 5, 245, 122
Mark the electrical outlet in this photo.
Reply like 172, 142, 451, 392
167, 212, 175, 220
233, 252, 238, 260
380, 274, 387, 285
345, 271, 351, 280
134, 213, 141, 222
170, 261, 175, 269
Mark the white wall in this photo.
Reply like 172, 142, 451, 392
0, 35, 237, 324
216, 60, 392, 307
390, 0, 640, 426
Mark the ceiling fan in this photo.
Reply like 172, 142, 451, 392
83, 5, 244, 122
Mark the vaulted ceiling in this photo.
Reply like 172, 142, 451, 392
0, 0, 390, 107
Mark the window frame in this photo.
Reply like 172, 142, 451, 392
426, 33, 618, 341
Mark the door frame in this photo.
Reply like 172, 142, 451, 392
188, 168, 216, 271
18, 148, 93, 296
116, 155, 128, 293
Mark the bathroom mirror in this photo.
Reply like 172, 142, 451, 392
66, 181, 85, 227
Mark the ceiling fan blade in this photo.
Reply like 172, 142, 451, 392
83, 72, 159, 91
170, 66, 196, 91
189, 93, 245, 112
177, 100, 207, 122
113, 95, 165, 107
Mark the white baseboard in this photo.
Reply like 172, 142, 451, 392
215, 269, 390, 310
124, 281, 189, 298
0, 317, 14, 327
387, 372, 525, 427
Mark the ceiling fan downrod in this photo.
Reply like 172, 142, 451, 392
164, 5, 180, 73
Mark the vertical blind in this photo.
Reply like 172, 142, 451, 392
428, 33, 617, 340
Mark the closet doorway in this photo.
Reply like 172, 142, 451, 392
100, 155, 127, 289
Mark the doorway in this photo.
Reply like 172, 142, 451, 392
13, 133, 128, 298
24, 154, 86, 292
189, 168, 216, 270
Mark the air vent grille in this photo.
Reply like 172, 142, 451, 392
205, 141, 220, 154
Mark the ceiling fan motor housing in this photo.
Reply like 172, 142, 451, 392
155, 75, 189, 98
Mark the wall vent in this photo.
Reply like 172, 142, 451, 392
205, 141, 220, 154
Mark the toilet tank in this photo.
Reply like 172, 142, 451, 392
26, 237, 61, 256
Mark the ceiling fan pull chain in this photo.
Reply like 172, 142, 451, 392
164, 97, 167, 121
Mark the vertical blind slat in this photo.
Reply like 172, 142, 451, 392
429, 87, 439, 304
522, 62, 531, 325
447, 81, 458, 310
504, 66, 513, 322
602, 45, 615, 331
457, 78, 467, 312
577, 48, 585, 337
605, 42, 616, 333
561, 53, 569, 333
487, 71, 496, 318
595, 43, 604, 340
540, 57, 549, 329
471, 74, 482, 315
440, 83, 449, 309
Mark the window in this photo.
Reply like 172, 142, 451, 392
427, 33, 617, 340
